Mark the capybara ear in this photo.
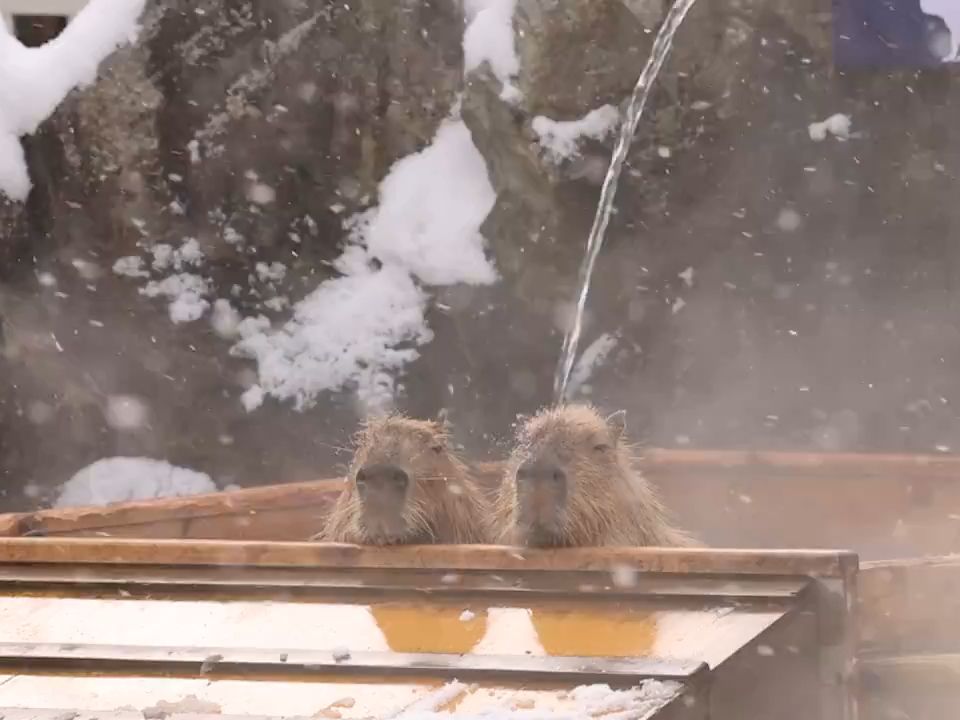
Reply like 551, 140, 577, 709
605, 410, 627, 444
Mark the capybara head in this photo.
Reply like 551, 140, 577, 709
320, 414, 491, 545
495, 404, 694, 548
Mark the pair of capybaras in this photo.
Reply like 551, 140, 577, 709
318, 403, 696, 548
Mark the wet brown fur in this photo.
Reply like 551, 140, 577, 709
319, 414, 492, 545
493, 404, 697, 548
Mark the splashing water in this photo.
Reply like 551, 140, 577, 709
553, 0, 700, 402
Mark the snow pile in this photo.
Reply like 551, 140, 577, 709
113, 238, 214, 324
234, 119, 497, 413
532, 105, 621, 162
808, 113, 851, 142
107, 5, 501, 415
391, 681, 681, 720
0, 0, 147, 200
463, 0, 520, 99
141, 272, 211, 324
55, 457, 216, 509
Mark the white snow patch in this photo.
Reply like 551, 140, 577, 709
151, 243, 175, 270
263, 296, 289, 312
141, 273, 211, 323
241, 384, 265, 412
112, 256, 149, 278
566, 332, 618, 398
233, 266, 432, 411
463, 0, 519, 99
176, 237, 204, 266
808, 113, 851, 142
255, 261, 287, 283
357, 120, 497, 286
223, 226, 244, 246
0, 0, 147, 200
532, 105, 621, 162
55, 457, 216, 509
233, 118, 496, 413
149, 239, 204, 272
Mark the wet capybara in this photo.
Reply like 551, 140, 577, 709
319, 414, 492, 545
493, 404, 696, 548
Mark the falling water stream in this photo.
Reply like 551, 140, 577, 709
553, 0, 701, 402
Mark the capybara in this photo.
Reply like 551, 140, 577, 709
319, 414, 491, 545
493, 404, 696, 548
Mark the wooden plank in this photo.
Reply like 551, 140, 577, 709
0, 641, 708, 685
0, 538, 858, 577
643, 448, 960, 476
2, 479, 343, 538
0, 563, 812, 602
859, 555, 960, 655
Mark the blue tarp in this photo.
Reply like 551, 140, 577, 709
833, 0, 951, 68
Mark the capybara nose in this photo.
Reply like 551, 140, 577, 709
356, 464, 409, 498
517, 460, 566, 487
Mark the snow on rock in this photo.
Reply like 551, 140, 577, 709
233, 118, 497, 413
240, 384, 265, 412
55, 457, 216, 509
463, 0, 519, 100
151, 238, 204, 272
532, 105, 621, 162
808, 113, 851, 142
140, 273, 211, 324
0, 0, 147, 201
357, 119, 497, 286
112, 256, 149, 278
255, 261, 287, 283
232, 265, 433, 412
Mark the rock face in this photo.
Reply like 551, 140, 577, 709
4, 0, 960, 510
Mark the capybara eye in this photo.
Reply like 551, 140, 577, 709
355, 469, 367, 486
593, 443, 610, 452
552, 469, 565, 483
430, 443, 444, 454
